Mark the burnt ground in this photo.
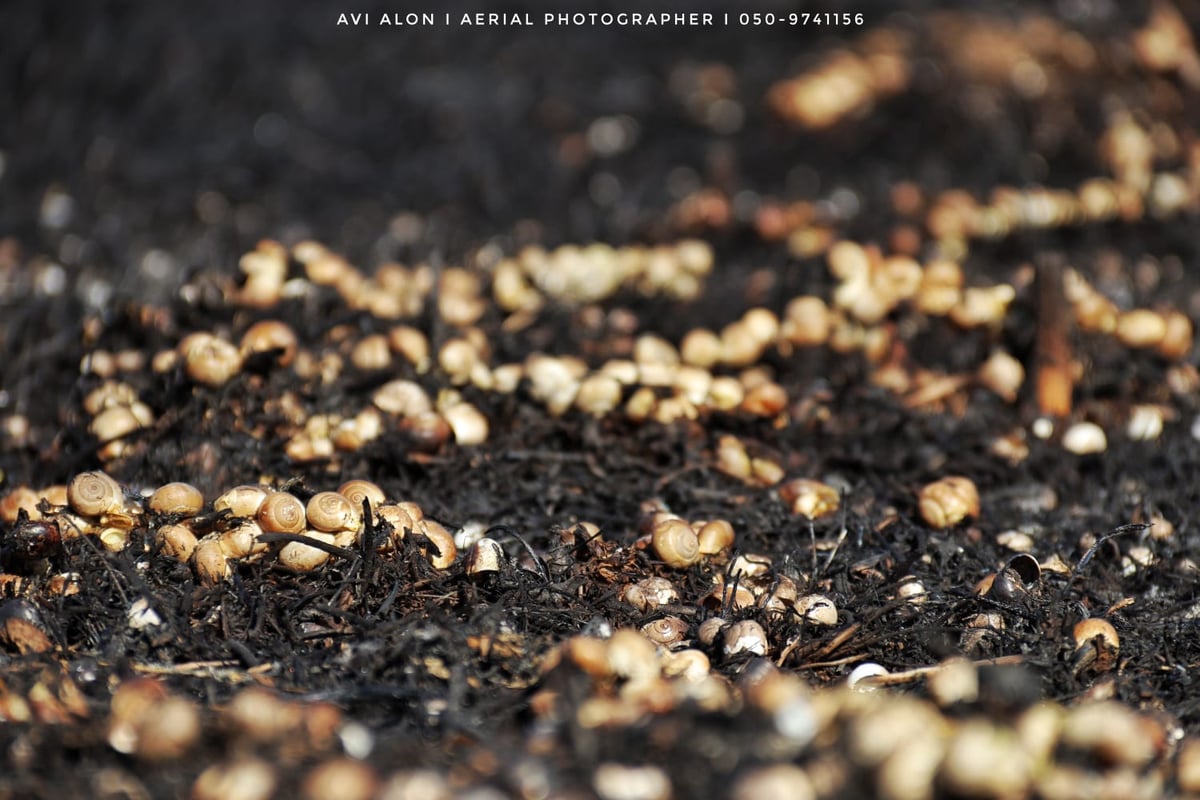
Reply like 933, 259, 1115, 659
4, 0, 1200, 798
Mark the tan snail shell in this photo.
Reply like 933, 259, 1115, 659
277, 531, 336, 572
155, 524, 198, 562
68, 471, 124, 517
239, 320, 298, 367
213, 485, 269, 519
779, 479, 840, 520
192, 538, 230, 585
306, 491, 361, 533
256, 492, 306, 534
640, 616, 689, 646
217, 519, 267, 559
181, 333, 243, 387
651, 518, 701, 569
419, 519, 457, 569
148, 482, 204, 517
918, 476, 980, 529
337, 480, 386, 513
375, 504, 420, 548
0, 486, 43, 522
696, 519, 735, 555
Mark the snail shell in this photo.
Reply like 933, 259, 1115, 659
779, 479, 840, 520
214, 485, 269, 519
418, 519, 457, 569
256, 492, 306, 534
697, 519, 735, 555
217, 520, 266, 559
337, 480, 386, 513
651, 518, 701, 569
181, 333, 243, 387
239, 320, 298, 367
375, 504, 419, 549
68, 471, 124, 517
697, 617, 728, 647
640, 616, 689, 646
918, 476, 980, 529
148, 482, 204, 517
277, 531, 336, 572
0, 486, 43, 523
192, 538, 229, 585
622, 577, 679, 613
155, 524, 198, 562
306, 491, 361, 533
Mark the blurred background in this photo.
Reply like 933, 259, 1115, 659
0, 0, 1161, 306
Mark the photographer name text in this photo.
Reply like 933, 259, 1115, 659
336, 11, 865, 28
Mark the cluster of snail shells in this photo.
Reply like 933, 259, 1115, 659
648, 514, 736, 569
57, 471, 145, 552
145, 478, 455, 585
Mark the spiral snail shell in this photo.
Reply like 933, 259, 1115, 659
337, 480, 386, 513
68, 471, 124, 517
651, 518, 701, 569
640, 615, 689, 646
306, 491, 361, 533
256, 492, 306, 534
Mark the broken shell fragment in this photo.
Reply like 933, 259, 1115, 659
794, 594, 838, 626
847, 662, 889, 691
1072, 617, 1119, 675
623, 577, 679, 612
465, 537, 504, 577
722, 619, 768, 658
